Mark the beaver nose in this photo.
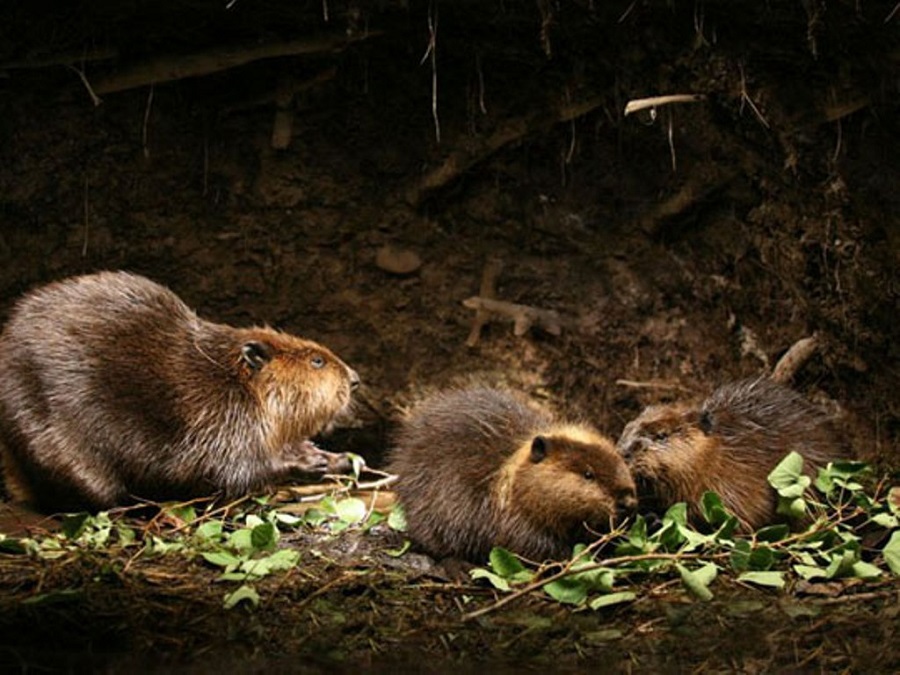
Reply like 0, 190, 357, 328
615, 488, 638, 520
348, 369, 361, 391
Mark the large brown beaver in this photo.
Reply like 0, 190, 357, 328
616, 377, 842, 531
0, 271, 361, 513
388, 386, 637, 563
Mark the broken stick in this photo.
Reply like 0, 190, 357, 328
462, 296, 563, 338
92, 32, 380, 95
771, 334, 819, 384
466, 257, 504, 347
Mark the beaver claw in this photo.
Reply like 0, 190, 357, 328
281, 441, 355, 477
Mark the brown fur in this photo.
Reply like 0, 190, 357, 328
388, 386, 637, 562
0, 271, 360, 513
616, 377, 843, 530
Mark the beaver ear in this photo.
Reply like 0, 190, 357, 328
530, 436, 548, 463
241, 341, 272, 371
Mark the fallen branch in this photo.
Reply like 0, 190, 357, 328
462, 296, 564, 338
623, 94, 706, 117
92, 32, 380, 95
771, 334, 819, 384
466, 257, 504, 347
407, 96, 604, 205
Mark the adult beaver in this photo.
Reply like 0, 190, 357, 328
0, 271, 360, 513
616, 377, 842, 530
388, 385, 637, 562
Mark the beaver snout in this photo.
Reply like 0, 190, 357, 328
615, 487, 638, 521
348, 368, 361, 391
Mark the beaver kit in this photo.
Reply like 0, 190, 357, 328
616, 377, 843, 530
0, 271, 360, 513
388, 385, 637, 563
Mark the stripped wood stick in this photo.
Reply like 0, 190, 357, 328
624, 94, 706, 117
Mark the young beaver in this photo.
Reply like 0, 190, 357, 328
0, 271, 361, 513
388, 386, 637, 563
616, 377, 842, 531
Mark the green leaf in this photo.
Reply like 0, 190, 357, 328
0, 536, 27, 555
730, 539, 752, 572
543, 576, 589, 605
238, 549, 300, 578
223, 584, 260, 609
889, 487, 900, 516
746, 545, 777, 571
699, 491, 734, 528
588, 591, 637, 610
850, 561, 882, 579
662, 503, 688, 527
755, 524, 790, 543
164, 504, 197, 524
334, 497, 368, 524
470, 568, 511, 591
871, 513, 898, 529
385, 540, 411, 558
768, 451, 805, 489
883, 531, 900, 576
793, 564, 827, 580
274, 512, 302, 527
775, 495, 808, 520
250, 522, 278, 551
737, 571, 785, 589
61, 513, 92, 539
228, 528, 255, 553
387, 505, 408, 532
825, 549, 858, 579
195, 520, 224, 542
489, 547, 527, 579
676, 562, 716, 601
202, 550, 242, 569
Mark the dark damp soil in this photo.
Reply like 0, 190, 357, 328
0, 0, 898, 671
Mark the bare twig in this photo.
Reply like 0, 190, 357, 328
615, 379, 690, 392
462, 296, 564, 338
92, 33, 380, 95
466, 257, 504, 347
623, 94, 705, 117
771, 334, 819, 384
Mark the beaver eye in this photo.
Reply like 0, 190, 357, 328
653, 431, 669, 442
310, 355, 326, 369
583, 470, 595, 481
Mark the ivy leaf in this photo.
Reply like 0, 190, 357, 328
334, 497, 369, 524
889, 488, 900, 517
793, 564, 827, 580
738, 571, 785, 589
223, 584, 260, 609
883, 531, 900, 576
755, 524, 790, 543
250, 522, 278, 551
385, 540, 411, 558
195, 520, 224, 542
588, 591, 637, 610
768, 452, 805, 489
60, 513, 92, 539
850, 561, 882, 579
488, 547, 533, 582
202, 550, 242, 570
387, 505, 408, 532
676, 562, 716, 601
543, 576, 589, 605
470, 568, 511, 591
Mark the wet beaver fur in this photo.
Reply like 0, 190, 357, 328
616, 377, 843, 530
0, 271, 360, 512
388, 385, 637, 562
